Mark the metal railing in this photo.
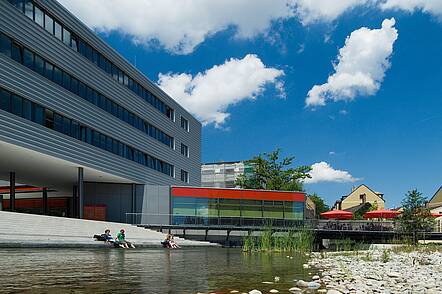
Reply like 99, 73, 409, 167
125, 213, 418, 232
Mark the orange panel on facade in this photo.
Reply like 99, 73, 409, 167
171, 187, 304, 202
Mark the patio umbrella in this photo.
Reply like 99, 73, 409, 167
364, 209, 400, 219
431, 213, 442, 218
320, 210, 353, 220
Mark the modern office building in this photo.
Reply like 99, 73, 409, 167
0, 0, 201, 222
201, 161, 254, 188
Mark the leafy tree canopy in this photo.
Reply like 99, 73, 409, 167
308, 193, 329, 218
235, 149, 312, 192
399, 189, 434, 242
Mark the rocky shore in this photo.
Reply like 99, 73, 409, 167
306, 248, 442, 294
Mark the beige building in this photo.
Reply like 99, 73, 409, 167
305, 196, 316, 219
333, 184, 385, 211
427, 186, 442, 209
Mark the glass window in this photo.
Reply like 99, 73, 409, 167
0, 89, 11, 112
105, 59, 112, 74
23, 48, 34, 70
181, 143, 189, 157
45, 108, 54, 129
11, 43, 22, 63
78, 82, 86, 99
33, 104, 44, 125
92, 130, 100, 147
0, 33, 11, 57
71, 35, 78, 51
62, 72, 70, 90
44, 62, 53, 80
11, 95, 22, 117
34, 54, 44, 75
111, 65, 118, 80
180, 170, 189, 183
98, 95, 106, 109
53, 113, 63, 132
100, 134, 106, 149
85, 44, 92, 60
24, 0, 33, 19
70, 77, 78, 95
219, 199, 240, 217
71, 121, 80, 139
92, 50, 98, 65
11, 0, 25, 12
53, 66, 62, 85
44, 13, 54, 35
118, 70, 124, 84
181, 116, 189, 131
86, 128, 92, 144
86, 87, 93, 102
62, 117, 71, 135
34, 5, 44, 27
22, 99, 32, 120
78, 39, 86, 55
106, 137, 112, 152
62, 27, 71, 46
54, 21, 62, 40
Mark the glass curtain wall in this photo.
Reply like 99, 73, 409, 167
171, 197, 304, 226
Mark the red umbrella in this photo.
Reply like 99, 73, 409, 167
364, 209, 400, 219
432, 213, 442, 218
320, 210, 353, 220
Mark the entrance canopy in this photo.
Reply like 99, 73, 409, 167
364, 209, 400, 219
320, 210, 353, 220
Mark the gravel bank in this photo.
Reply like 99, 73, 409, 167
307, 249, 442, 294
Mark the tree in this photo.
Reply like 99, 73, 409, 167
235, 149, 312, 191
308, 193, 329, 218
399, 189, 434, 244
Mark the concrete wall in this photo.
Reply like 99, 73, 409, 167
139, 185, 171, 225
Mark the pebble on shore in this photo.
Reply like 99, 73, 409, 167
308, 249, 442, 293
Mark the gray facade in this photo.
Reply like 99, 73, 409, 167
0, 0, 201, 220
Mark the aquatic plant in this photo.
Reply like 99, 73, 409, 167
242, 225, 315, 253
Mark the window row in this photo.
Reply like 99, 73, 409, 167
0, 87, 175, 177
6, 0, 176, 121
0, 32, 174, 149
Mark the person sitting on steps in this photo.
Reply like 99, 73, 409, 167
115, 229, 135, 249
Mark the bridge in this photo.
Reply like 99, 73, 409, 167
127, 213, 442, 245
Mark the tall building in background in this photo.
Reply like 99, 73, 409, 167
0, 0, 201, 222
201, 161, 254, 188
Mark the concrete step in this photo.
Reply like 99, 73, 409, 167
0, 211, 215, 247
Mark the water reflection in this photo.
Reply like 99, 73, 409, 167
0, 248, 313, 293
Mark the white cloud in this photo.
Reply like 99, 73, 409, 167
305, 162, 360, 184
305, 18, 398, 107
157, 54, 284, 127
380, 0, 442, 18
294, 0, 369, 25
58, 0, 297, 54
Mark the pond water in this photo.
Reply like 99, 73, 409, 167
0, 248, 316, 294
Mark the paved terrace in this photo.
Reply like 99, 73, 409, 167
0, 211, 215, 248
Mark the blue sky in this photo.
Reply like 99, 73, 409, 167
61, 1, 442, 208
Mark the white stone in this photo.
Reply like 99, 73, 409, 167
269, 290, 279, 293
307, 282, 321, 289
296, 280, 308, 287
326, 290, 342, 294
288, 287, 302, 293
312, 275, 320, 280
248, 290, 262, 294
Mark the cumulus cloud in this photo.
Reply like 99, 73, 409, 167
305, 18, 398, 107
157, 54, 284, 127
295, 0, 369, 24
58, 0, 297, 54
304, 162, 360, 184
380, 0, 442, 18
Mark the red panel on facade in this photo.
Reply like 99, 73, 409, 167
0, 185, 44, 194
171, 187, 304, 202
2, 197, 68, 209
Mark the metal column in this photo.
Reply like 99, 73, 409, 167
42, 187, 48, 215
9, 172, 15, 212
78, 167, 84, 219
